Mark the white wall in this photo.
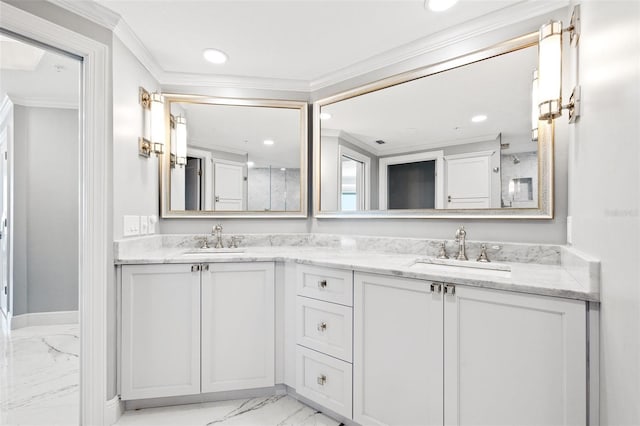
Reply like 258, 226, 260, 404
12, 105, 79, 315
568, 1, 640, 424
112, 36, 160, 239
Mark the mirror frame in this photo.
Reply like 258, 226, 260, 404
160, 94, 309, 218
313, 32, 554, 219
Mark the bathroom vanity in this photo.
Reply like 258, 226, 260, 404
115, 234, 599, 426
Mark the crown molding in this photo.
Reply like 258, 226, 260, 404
308, 1, 570, 92
48, 0, 569, 94
48, 0, 121, 30
9, 96, 78, 109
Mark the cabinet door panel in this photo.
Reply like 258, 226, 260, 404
444, 286, 587, 426
201, 262, 275, 393
354, 273, 443, 426
121, 264, 201, 400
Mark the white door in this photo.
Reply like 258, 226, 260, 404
214, 161, 244, 211
201, 262, 275, 393
445, 155, 490, 208
444, 285, 587, 426
121, 264, 201, 400
0, 129, 7, 316
353, 272, 443, 426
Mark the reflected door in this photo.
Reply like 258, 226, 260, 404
445, 155, 490, 209
185, 157, 202, 210
214, 162, 244, 211
340, 156, 365, 211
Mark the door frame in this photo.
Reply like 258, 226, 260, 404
379, 150, 444, 210
187, 147, 213, 210
0, 121, 9, 320
0, 3, 109, 425
338, 145, 371, 211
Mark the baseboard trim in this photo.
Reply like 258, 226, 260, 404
105, 395, 124, 426
124, 385, 287, 411
11, 310, 79, 329
284, 385, 358, 426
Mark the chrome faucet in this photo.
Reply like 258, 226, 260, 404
212, 224, 224, 249
454, 225, 468, 261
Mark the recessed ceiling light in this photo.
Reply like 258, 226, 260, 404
319, 112, 332, 120
203, 48, 228, 64
263, 139, 274, 145
247, 161, 255, 168
280, 168, 286, 171
471, 115, 488, 123
426, 0, 458, 12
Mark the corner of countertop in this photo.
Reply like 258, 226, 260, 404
560, 246, 601, 296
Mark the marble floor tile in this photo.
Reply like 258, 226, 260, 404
0, 323, 80, 426
115, 395, 341, 426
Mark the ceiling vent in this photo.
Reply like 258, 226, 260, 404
375, 140, 386, 145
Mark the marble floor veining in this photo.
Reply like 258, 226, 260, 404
0, 322, 80, 426
115, 395, 342, 426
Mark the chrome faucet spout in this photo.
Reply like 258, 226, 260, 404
454, 225, 468, 261
212, 224, 224, 249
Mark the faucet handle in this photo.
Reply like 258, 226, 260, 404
437, 241, 449, 259
476, 244, 491, 263
213, 224, 223, 233
201, 237, 210, 249
229, 236, 243, 249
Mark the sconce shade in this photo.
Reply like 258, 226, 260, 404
531, 69, 539, 141
150, 92, 165, 151
538, 21, 563, 121
176, 115, 187, 165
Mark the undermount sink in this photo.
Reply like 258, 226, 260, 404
408, 257, 511, 278
182, 248, 245, 255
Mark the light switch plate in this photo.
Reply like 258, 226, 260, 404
140, 215, 149, 234
566, 216, 573, 244
123, 215, 140, 237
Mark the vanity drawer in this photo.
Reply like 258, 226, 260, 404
296, 346, 353, 419
297, 264, 353, 306
296, 296, 353, 362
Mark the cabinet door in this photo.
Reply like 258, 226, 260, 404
354, 273, 443, 426
201, 262, 275, 393
121, 264, 201, 400
444, 286, 587, 426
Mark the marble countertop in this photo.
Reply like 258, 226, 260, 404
115, 245, 599, 302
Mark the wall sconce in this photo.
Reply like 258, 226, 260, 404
537, 6, 581, 123
174, 115, 187, 167
138, 87, 165, 157
531, 69, 539, 142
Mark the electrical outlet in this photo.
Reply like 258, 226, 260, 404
140, 215, 149, 234
123, 215, 140, 237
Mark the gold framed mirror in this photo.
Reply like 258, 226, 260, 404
313, 32, 553, 219
161, 95, 308, 218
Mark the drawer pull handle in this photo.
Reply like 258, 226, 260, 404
444, 284, 456, 295
317, 321, 327, 332
317, 374, 327, 386
318, 280, 327, 289
430, 283, 442, 293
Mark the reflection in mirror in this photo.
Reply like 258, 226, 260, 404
164, 99, 307, 217
318, 40, 544, 215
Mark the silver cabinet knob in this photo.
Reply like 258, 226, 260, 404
317, 280, 327, 289
317, 374, 327, 386
317, 322, 327, 332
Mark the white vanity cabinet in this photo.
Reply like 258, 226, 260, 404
354, 272, 587, 426
295, 264, 354, 419
121, 264, 201, 400
201, 262, 275, 393
120, 262, 275, 401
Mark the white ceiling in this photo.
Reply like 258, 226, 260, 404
322, 44, 538, 155
94, 0, 536, 83
0, 35, 80, 107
